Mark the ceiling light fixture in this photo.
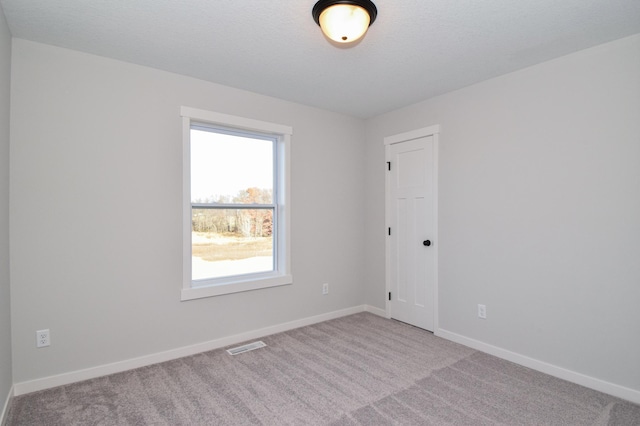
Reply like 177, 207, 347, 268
312, 0, 377, 44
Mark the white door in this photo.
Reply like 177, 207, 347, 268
386, 128, 438, 331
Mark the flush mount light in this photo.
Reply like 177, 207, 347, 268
312, 0, 377, 44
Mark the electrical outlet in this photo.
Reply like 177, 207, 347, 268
322, 283, 329, 295
36, 329, 50, 348
478, 304, 487, 319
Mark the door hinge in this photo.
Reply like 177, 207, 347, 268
387, 161, 391, 171
388, 292, 392, 301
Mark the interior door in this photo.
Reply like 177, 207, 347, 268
386, 133, 437, 331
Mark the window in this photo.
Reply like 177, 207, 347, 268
181, 107, 292, 300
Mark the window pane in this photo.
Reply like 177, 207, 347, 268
192, 208, 274, 281
191, 129, 273, 204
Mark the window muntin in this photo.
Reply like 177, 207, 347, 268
181, 107, 292, 300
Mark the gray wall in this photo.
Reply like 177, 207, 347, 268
6, 29, 640, 397
0, 2, 13, 411
365, 34, 640, 391
9, 39, 366, 382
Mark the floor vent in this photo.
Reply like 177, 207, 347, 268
226, 341, 267, 356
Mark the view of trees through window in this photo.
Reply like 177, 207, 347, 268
190, 127, 275, 281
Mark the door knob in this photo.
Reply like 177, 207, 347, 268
423, 240, 431, 246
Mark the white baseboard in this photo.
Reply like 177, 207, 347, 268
436, 328, 640, 405
14, 305, 369, 396
1, 385, 14, 426
19, 308, 635, 407
364, 304, 387, 317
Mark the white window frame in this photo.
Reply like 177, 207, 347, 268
181, 106, 292, 301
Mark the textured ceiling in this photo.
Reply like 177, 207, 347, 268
1, 0, 639, 118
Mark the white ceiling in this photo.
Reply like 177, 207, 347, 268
1, 0, 639, 118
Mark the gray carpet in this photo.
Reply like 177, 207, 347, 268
6, 313, 640, 425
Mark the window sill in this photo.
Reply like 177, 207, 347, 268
181, 274, 293, 301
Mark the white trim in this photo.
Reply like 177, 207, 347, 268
1, 385, 13, 426
181, 274, 292, 300
384, 125, 440, 332
182, 115, 191, 292
364, 305, 387, 317
180, 106, 293, 136
436, 328, 640, 405
432, 132, 439, 333
181, 107, 293, 300
278, 133, 292, 287
383, 125, 440, 146
13, 305, 367, 396
12, 309, 638, 407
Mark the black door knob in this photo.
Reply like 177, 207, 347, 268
423, 240, 431, 246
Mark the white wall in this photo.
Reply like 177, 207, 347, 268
0, 1, 13, 414
9, 39, 366, 383
365, 34, 640, 393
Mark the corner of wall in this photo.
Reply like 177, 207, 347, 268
1, 386, 14, 426
0, 2, 13, 421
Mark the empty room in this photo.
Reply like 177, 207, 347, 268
1, 0, 639, 424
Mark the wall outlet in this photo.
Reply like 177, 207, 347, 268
477, 304, 487, 319
322, 283, 329, 295
36, 329, 50, 348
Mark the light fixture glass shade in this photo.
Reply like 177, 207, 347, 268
318, 4, 371, 43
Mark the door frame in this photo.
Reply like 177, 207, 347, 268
384, 125, 440, 332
